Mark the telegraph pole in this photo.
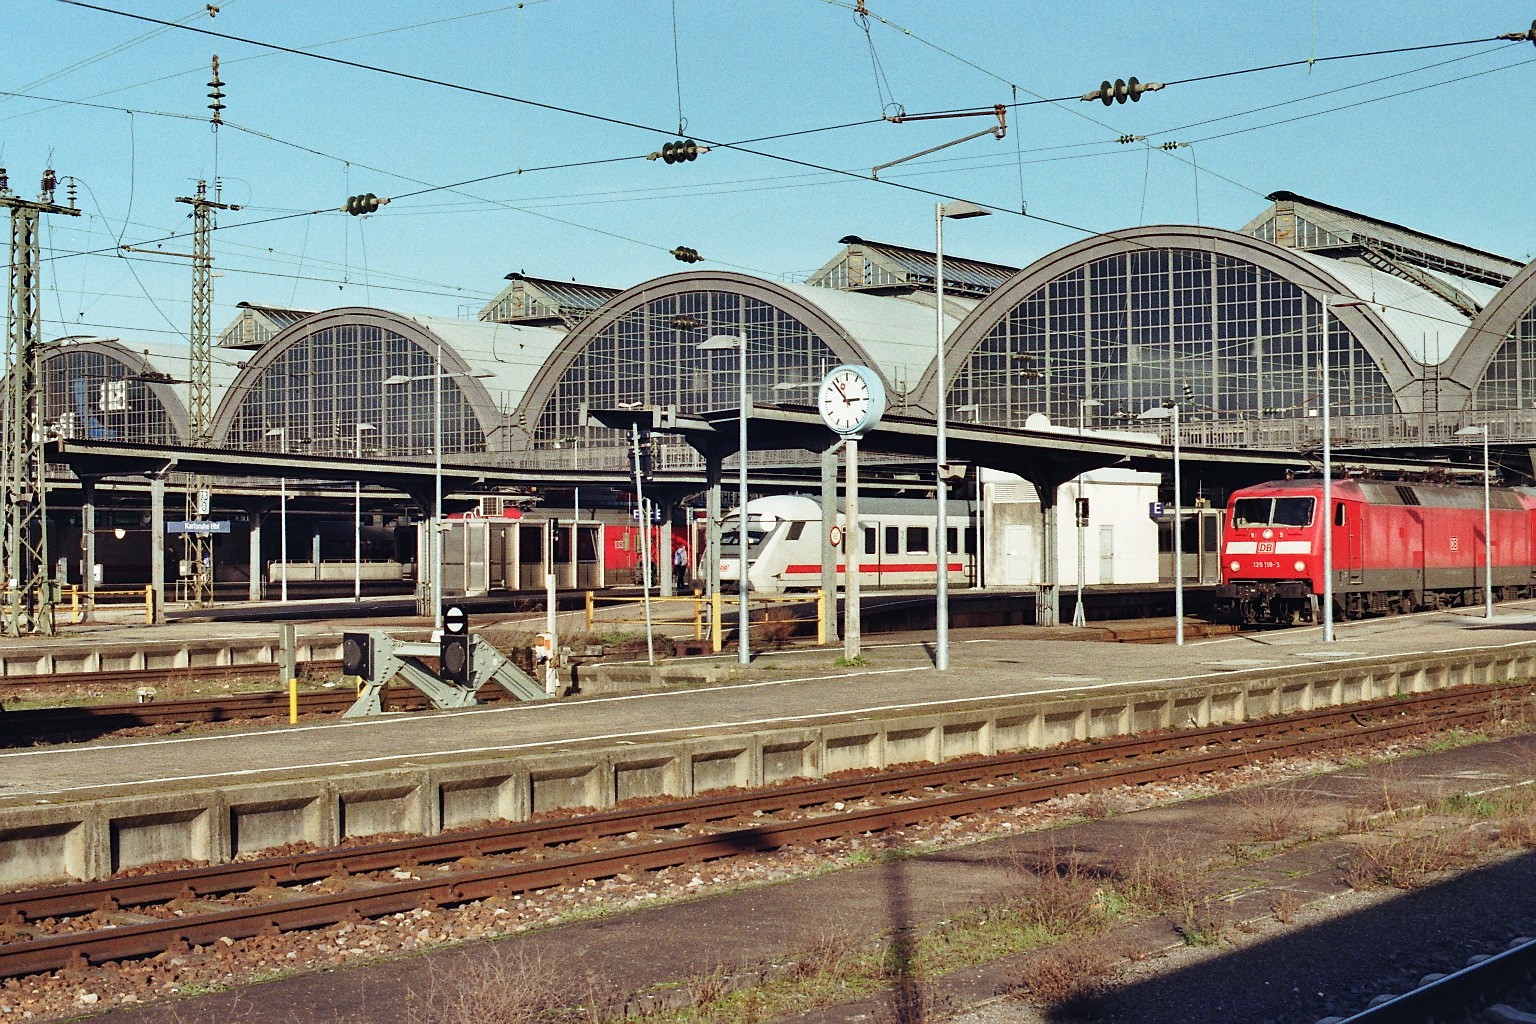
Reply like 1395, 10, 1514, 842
1, 167, 80, 635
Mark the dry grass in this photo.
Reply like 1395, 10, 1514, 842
1002, 848, 1115, 936
1075, 790, 1121, 821
1013, 941, 1116, 1008
780, 932, 861, 985
754, 607, 799, 646
394, 945, 588, 1024
1119, 842, 1208, 918
1234, 785, 1309, 844
1341, 829, 1486, 890
1271, 890, 1302, 925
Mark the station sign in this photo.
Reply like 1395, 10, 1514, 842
167, 520, 231, 534
1147, 502, 1166, 520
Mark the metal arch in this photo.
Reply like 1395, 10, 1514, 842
1438, 257, 1536, 392
511, 270, 886, 445
913, 224, 1425, 417
40, 338, 193, 443
206, 307, 504, 447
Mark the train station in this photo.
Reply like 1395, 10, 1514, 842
10, 1, 1536, 1017
14, 190, 1536, 635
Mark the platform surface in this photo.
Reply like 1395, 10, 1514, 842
3, 603, 1534, 806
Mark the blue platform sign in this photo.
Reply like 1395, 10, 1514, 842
1147, 501, 1166, 520
167, 520, 231, 534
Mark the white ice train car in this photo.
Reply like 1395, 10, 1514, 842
718, 466, 1164, 593
719, 495, 978, 593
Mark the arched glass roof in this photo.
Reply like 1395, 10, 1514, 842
935, 227, 1426, 431
41, 336, 240, 444
210, 308, 562, 458
516, 271, 969, 447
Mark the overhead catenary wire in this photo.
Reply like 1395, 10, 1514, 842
45, 1, 1536, 281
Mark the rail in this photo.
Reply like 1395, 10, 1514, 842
585, 590, 828, 650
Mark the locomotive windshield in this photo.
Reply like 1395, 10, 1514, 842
1232, 496, 1315, 529
720, 528, 771, 554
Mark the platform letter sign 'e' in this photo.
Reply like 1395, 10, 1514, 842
1148, 501, 1166, 520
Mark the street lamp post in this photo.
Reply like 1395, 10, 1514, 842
353, 422, 376, 602
1073, 399, 1102, 628
383, 343, 485, 633
934, 199, 989, 671
1138, 403, 1183, 645
1317, 294, 1367, 642
700, 334, 751, 667
264, 427, 288, 602
1456, 424, 1494, 619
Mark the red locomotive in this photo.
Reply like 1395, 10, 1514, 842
1215, 478, 1536, 625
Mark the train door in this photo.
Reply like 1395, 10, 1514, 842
1098, 525, 1114, 583
549, 523, 574, 589
518, 522, 546, 589
1198, 509, 1223, 584
882, 523, 903, 587
463, 520, 490, 596
574, 522, 602, 588
488, 522, 509, 591
861, 522, 879, 586
1339, 500, 1363, 585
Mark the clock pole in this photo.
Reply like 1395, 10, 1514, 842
844, 433, 861, 661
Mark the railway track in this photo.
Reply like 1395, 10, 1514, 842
0, 683, 1518, 982
0, 676, 514, 743
1330, 934, 1536, 1023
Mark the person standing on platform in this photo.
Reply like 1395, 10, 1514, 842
673, 544, 689, 593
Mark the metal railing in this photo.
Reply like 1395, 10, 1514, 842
585, 590, 828, 650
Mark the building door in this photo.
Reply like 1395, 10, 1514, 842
1098, 525, 1115, 584
1002, 524, 1035, 585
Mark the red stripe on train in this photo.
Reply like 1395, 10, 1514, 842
782, 562, 962, 574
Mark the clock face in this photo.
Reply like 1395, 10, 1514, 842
818, 365, 886, 435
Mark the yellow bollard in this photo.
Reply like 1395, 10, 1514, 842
816, 589, 827, 646
693, 595, 703, 640
288, 678, 299, 724
143, 585, 154, 625
711, 590, 723, 653
585, 591, 595, 632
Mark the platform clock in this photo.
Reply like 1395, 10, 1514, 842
818, 364, 887, 436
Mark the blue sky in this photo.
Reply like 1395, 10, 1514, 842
9, 1, 1536, 345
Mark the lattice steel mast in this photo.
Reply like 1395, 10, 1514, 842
175, 178, 235, 606
174, 57, 236, 607
1, 167, 79, 635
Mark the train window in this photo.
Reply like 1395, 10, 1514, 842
785, 522, 805, 541
1233, 496, 1315, 528
1232, 498, 1269, 528
947, 527, 960, 554
1273, 497, 1314, 527
962, 527, 975, 553
1335, 503, 1346, 526
905, 526, 929, 553
884, 526, 900, 554
863, 527, 876, 555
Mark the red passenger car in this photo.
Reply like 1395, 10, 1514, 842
1215, 478, 1536, 624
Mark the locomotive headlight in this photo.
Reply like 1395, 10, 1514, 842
1293, 560, 1307, 572
1229, 560, 1241, 573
